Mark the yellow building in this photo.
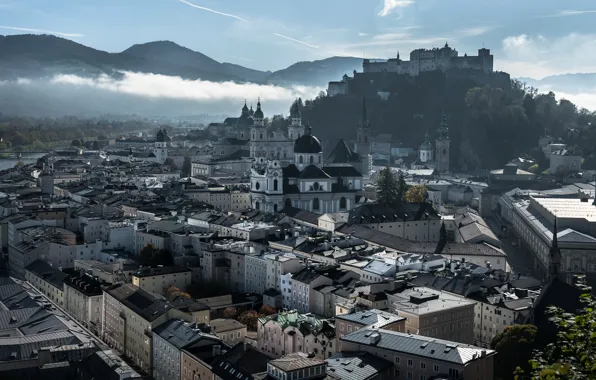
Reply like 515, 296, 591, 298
131, 265, 192, 296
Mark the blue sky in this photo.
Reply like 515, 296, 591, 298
1, 0, 596, 78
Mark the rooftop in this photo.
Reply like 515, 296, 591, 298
210, 318, 246, 333
532, 196, 596, 222
269, 352, 325, 372
388, 287, 476, 315
341, 327, 495, 365
133, 265, 192, 278
335, 309, 405, 328
326, 352, 392, 380
105, 283, 172, 322
154, 319, 218, 349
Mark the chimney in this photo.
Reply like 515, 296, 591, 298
212, 345, 222, 357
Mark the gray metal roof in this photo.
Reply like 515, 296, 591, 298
340, 327, 495, 365
326, 352, 392, 380
335, 309, 405, 328
0, 330, 79, 361
154, 319, 216, 349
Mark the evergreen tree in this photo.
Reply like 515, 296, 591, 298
376, 167, 400, 205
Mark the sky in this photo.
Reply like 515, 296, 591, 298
1, 0, 596, 78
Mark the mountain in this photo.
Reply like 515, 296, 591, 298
518, 73, 596, 93
0, 34, 359, 86
268, 57, 364, 86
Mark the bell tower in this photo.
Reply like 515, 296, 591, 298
435, 114, 450, 173
355, 97, 371, 155
288, 99, 304, 140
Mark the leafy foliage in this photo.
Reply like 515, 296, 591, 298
237, 310, 260, 330
376, 167, 401, 206
164, 157, 178, 171
223, 307, 239, 319
166, 285, 191, 299
182, 156, 192, 177
404, 184, 427, 203
524, 276, 596, 379
259, 305, 276, 316
490, 324, 538, 380
139, 244, 174, 267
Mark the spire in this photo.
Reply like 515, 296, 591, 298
437, 113, 449, 140
361, 97, 369, 128
305, 123, 312, 136
397, 50, 400, 60
550, 216, 562, 278
241, 99, 249, 116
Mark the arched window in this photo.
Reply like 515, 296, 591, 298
255, 201, 260, 210
313, 198, 320, 210
274, 204, 278, 212
299, 156, 303, 164
273, 179, 278, 191
255, 182, 260, 190
318, 155, 321, 163
310, 156, 314, 164
340, 197, 347, 209
260, 133, 263, 140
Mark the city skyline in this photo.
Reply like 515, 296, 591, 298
0, 0, 595, 79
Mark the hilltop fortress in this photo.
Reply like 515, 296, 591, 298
328, 43, 503, 97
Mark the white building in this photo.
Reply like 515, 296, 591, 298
63, 274, 104, 335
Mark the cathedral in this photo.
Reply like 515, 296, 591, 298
249, 99, 369, 214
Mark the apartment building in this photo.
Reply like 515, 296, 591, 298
245, 253, 268, 294
209, 318, 247, 346
102, 283, 192, 374
131, 265, 192, 296
257, 310, 337, 359
387, 287, 476, 344
334, 309, 406, 340
290, 267, 359, 314
63, 274, 103, 335
340, 328, 496, 380
181, 343, 225, 380
153, 319, 223, 380
265, 252, 304, 291
24, 259, 68, 307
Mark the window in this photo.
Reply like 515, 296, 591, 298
340, 197, 347, 209
299, 156, 303, 164
407, 359, 413, 367
449, 369, 459, 378
310, 155, 314, 164
420, 362, 426, 370
434, 364, 440, 372
420, 376, 426, 380
395, 356, 400, 365
313, 198, 320, 210
273, 179, 278, 191
407, 372, 413, 380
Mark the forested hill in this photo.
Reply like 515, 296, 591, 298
297, 70, 596, 171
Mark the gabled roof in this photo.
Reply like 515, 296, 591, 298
300, 165, 331, 179
105, 283, 172, 322
326, 138, 361, 163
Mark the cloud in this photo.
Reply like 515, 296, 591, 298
377, 0, 415, 16
0, 71, 321, 117
456, 26, 494, 37
357, 32, 369, 37
372, 33, 410, 41
179, 0, 248, 22
0, 25, 83, 37
499, 33, 596, 79
541, 9, 596, 18
272, 33, 319, 49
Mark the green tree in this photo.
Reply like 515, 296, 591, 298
181, 156, 192, 177
491, 324, 538, 380
376, 167, 400, 205
164, 157, 178, 171
525, 276, 595, 379
71, 139, 82, 147
404, 184, 427, 203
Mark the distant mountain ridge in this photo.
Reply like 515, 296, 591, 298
517, 73, 596, 93
0, 34, 362, 86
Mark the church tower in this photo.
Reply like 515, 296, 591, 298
288, 100, 304, 140
355, 97, 372, 176
549, 217, 562, 280
154, 128, 169, 164
435, 114, 450, 173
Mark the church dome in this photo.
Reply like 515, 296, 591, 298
253, 99, 264, 119
420, 133, 432, 150
294, 125, 322, 153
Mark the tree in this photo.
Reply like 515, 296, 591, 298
166, 285, 191, 299
376, 167, 400, 205
139, 244, 174, 267
181, 156, 192, 177
525, 276, 595, 379
397, 173, 408, 201
223, 307, 239, 319
404, 184, 427, 203
237, 310, 260, 331
71, 139, 82, 147
491, 325, 538, 380
139, 244, 157, 266
164, 157, 178, 171
259, 305, 276, 316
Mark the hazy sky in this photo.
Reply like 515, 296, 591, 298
1, 0, 596, 78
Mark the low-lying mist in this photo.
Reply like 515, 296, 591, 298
0, 71, 323, 119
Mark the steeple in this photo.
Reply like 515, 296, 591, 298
550, 217, 562, 278
241, 100, 249, 117
360, 97, 369, 129
437, 113, 449, 140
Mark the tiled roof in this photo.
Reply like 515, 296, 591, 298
0, 307, 68, 335
210, 318, 246, 333
0, 331, 79, 361
326, 138, 361, 164
341, 328, 495, 365
0, 283, 39, 310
